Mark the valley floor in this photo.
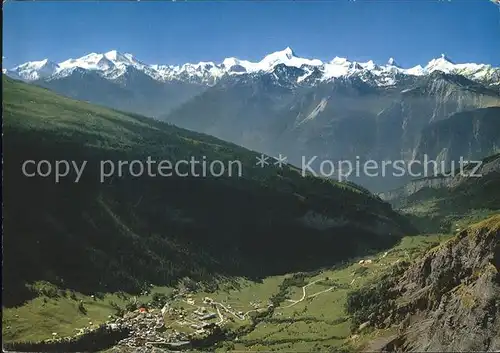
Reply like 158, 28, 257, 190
3, 234, 452, 352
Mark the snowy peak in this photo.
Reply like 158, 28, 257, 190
10, 59, 60, 80
425, 54, 456, 73
323, 57, 352, 79
406, 65, 425, 76
283, 46, 295, 57
59, 50, 144, 72
16, 59, 55, 70
104, 50, 127, 62
262, 47, 296, 63
359, 60, 378, 71
16, 59, 36, 70
104, 50, 144, 67
440, 53, 454, 63
420, 54, 499, 85
331, 57, 349, 65
6, 49, 499, 88
387, 57, 401, 68
60, 53, 112, 71
44, 49, 162, 81
259, 47, 323, 71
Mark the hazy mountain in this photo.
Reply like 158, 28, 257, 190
166, 68, 500, 191
7, 49, 500, 191
414, 107, 500, 165
6, 49, 500, 118
33, 66, 206, 117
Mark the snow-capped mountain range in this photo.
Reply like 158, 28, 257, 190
6, 48, 500, 87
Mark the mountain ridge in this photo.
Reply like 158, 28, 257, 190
7, 48, 500, 87
164, 67, 500, 191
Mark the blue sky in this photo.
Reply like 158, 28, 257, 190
3, 0, 500, 68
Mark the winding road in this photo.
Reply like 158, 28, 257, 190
282, 278, 336, 308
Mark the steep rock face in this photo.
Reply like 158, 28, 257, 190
376, 73, 500, 162
352, 216, 500, 352
392, 216, 500, 352
413, 107, 500, 166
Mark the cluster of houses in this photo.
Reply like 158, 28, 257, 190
193, 307, 217, 321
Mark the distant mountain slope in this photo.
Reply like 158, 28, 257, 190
413, 106, 500, 165
2, 76, 412, 307
379, 153, 500, 233
166, 70, 500, 191
33, 67, 207, 117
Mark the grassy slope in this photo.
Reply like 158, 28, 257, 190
2, 76, 412, 310
226, 234, 450, 352
3, 284, 173, 343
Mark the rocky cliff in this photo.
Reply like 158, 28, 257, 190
349, 215, 500, 352
413, 106, 500, 166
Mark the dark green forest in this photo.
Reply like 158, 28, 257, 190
3, 76, 413, 307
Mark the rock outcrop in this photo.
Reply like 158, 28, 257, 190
351, 215, 500, 352
391, 215, 500, 351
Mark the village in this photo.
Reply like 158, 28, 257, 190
103, 290, 273, 351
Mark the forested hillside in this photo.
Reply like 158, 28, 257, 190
3, 76, 412, 308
